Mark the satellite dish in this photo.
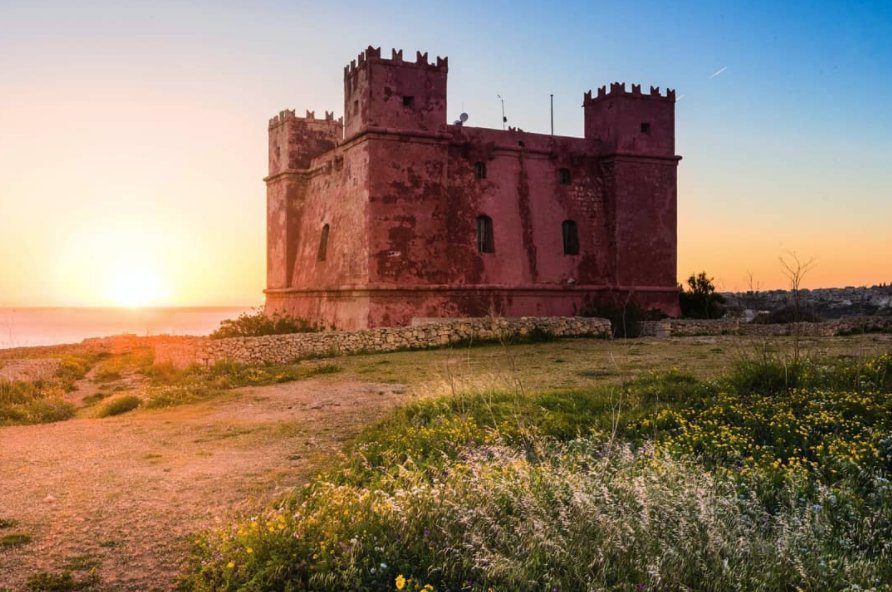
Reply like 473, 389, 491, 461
459, 112, 469, 123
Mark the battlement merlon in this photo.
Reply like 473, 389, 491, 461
268, 109, 344, 130
583, 83, 676, 105
343, 45, 448, 79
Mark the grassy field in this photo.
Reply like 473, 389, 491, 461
0, 342, 343, 427
0, 351, 99, 425
178, 334, 892, 592
2, 333, 891, 590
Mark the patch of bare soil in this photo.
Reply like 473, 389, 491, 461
0, 377, 407, 591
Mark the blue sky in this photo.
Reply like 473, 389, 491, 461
0, 1, 890, 305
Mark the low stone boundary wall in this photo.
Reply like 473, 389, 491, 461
639, 316, 892, 338
153, 316, 612, 368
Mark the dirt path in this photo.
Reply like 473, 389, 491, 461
0, 377, 408, 591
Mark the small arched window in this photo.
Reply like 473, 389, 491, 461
476, 215, 494, 253
474, 161, 487, 180
562, 220, 579, 255
559, 168, 571, 185
317, 224, 330, 262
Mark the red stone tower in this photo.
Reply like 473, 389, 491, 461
583, 83, 679, 293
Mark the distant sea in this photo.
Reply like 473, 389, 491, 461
0, 307, 255, 349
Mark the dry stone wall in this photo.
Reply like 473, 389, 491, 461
639, 316, 892, 338
154, 316, 612, 369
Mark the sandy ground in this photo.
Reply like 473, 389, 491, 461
0, 377, 407, 591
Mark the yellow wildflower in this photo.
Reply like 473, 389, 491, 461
395, 574, 406, 590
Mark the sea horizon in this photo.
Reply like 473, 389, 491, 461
0, 305, 257, 350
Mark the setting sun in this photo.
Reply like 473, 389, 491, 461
106, 268, 168, 308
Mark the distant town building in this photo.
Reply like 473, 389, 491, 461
264, 46, 681, 329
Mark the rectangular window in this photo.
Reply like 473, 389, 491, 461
562, 220, 579, 255
402, 96, 415, 107
559, 168, 571, 185
476, 215, 494, 253
317, 224, 330, 262
640, 122, 651, 134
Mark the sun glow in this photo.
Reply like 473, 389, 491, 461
106, 268, 169, 308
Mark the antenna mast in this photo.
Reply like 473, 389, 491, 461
497, 94, 506, 130
550, 94, 554, 135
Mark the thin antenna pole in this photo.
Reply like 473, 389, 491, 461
550, 94, 554, 135
497, 94, 505, 130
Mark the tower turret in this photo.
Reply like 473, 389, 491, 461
268, 109, 343, 175
343, 46, 448, 139
583, 83, 675, 157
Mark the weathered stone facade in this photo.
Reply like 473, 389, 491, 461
154, 316, 612, 368
265, 46, 681, 330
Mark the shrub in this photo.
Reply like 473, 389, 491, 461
752, 303, 821, 324
0, 381, 76, 425
679, 272, 726, 319
0, 350, 103, 426
96, 395, 141, 418
210, 308, 319, 339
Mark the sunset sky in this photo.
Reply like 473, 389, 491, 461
1, 0, 890, 307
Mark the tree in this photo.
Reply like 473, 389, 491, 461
679, 272, 726, 319
779, 251, 816, 363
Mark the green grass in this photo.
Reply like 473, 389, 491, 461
0, 518, 15, 529
184, 352, 892, 591
91, 369, 121, 383
25, 571, 100, 592
95, 395, 141, 418
0, 350, 103, 426
62, 555, 101, 572
0, 533, 31, 548
143, 360, 341, 408
80, 392, 110, 406
0, 381, 76, 425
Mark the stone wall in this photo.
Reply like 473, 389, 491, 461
639, 316, 892, 338
154, 316, 611, 369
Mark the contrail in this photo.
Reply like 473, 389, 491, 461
710, 66, 728, 78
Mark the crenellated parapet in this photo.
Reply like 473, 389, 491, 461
343, 45, 448, 79
583, 82, 676, 104
269, 109, 343, 130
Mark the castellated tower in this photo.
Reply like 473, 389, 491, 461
343, 47, 448, 138
265, 110, 344, 290
265, 46, 681, 330
583, 83, 679, 293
